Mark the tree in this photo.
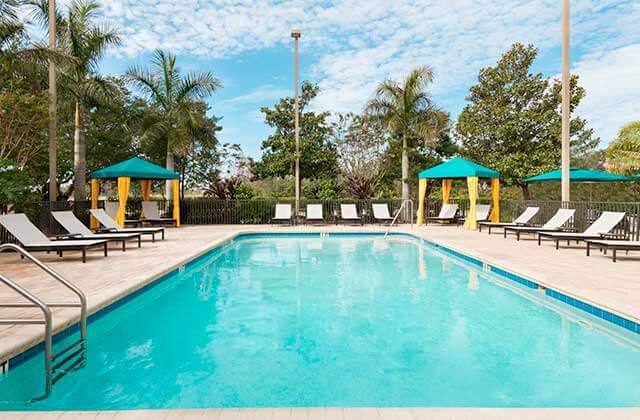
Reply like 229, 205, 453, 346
605, 121, 640, 175
125, 49, 220, 198
253, 81, 338, 181
456, 43, 599, 198
333, 113, 387, 198
30, 0, 121, 201
366, 66, 449, 200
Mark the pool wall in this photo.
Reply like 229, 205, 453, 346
3, 231, 639, 374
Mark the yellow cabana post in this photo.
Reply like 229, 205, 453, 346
116, 176, 131, 227
463, 176, 479, 229
489, 178, 500, 222
442, 179, 452, 204
172, 179, 180, 227
140, 179, 151, 218
416, 178, 428, 225
140, 179, 151, 201
90, 179, 100, 229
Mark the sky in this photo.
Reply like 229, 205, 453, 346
49, 1, 640, 158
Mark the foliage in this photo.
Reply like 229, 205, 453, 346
456, 43, 599, 198
0, 159, 39, 210
605, 121, 640, 175
253, 81, 338, 180
366, 66, 449, 200
332, 113, 387, 199
125, 49, 220, 187
0, 89, 48, 168
29, 0, 122, 201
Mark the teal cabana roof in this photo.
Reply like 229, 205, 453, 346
418, 157, 500, 179
525, 168, 631, 183
88, 156, 179, 180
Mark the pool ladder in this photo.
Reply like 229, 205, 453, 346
0, 244, 88, 400
384, 199, 414, 239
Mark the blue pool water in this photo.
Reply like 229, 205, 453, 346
1, 233, 639, 409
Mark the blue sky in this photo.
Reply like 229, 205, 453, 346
65, 1, 640, 158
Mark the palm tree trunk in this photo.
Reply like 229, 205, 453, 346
401, 133, 409, 201
165, 149, 174, 198
73, 100, 86, 202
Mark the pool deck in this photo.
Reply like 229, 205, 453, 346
3, 407, 640, 419
1, 224, 639, 419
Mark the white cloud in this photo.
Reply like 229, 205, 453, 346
218, 85, 290, 107
41, 0, 640, 144
573, 43, 640, 145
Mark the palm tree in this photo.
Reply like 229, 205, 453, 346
29, 0, 120, 202
366, 66, 448, 200
606, 121, 640, 175
125, 49, 220, 197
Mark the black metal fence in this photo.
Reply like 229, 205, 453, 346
2, 198, 639, 242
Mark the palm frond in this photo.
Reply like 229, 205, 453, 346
175, 71, 220, 103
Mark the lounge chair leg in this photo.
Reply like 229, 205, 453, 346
151, 233, 155, 243
538, 235, 541, 246
104, 243, 108, 257
516, 232, 520, 241
138, 236, 141, 247
613, 249, 617, 263
82, 249, 86, 263
556, 240, 560, 250
162, 230, 165, 240
586, 242, 590, 256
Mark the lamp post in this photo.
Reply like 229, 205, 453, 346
561, 0, 570, 202
48, 0, 57, 201
291, 29, 301, 220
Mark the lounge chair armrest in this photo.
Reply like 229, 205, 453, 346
54, 233, 83, 240
599, 232, 629, 240
561, 227, 579, 233
96, 228, 118, 233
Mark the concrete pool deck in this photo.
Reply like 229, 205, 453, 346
3, 407, 640, 419
1, 224, 639, 418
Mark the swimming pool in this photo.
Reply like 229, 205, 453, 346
1, 233, 639, 409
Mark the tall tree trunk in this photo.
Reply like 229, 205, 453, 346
165, 149, 174, 199
73, 100, 86, 202
401, 133, 409, 201
521, 183, 531, 200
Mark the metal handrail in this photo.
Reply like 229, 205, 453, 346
384, 199, 414, 239
0, 244, 88, 399
0, 244, 87, 341
0, 273, 53, 397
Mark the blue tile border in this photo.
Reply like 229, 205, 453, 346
5, 231, 640, 372
420, 236, 640, 336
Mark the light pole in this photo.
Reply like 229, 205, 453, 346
561, 0, 570, 202
291, 29, 301, 219
48, 0, 57, 201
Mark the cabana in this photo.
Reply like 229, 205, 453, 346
88, 157, 180, 228
525, 168, 632, 202
417, 157, 500, 230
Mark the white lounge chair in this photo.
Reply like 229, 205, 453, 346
340, 204, 361, 224
306, 204, 323, 224
479, 207, 540, 234
503, 208, 576, 240
0, 213, 108, 263
537, 211, 626, 249
586, 239, 640, 262
90, 209, 165, 241
52, 211, 142, 251
142, 201, 176, 226
273, 204, 292, 224
461, 204, 490, 226
105, 201, 141, 227
426, 204, 459, 224
372, 203, 394, 223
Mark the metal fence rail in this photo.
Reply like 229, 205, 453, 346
1, 199, 639, 240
